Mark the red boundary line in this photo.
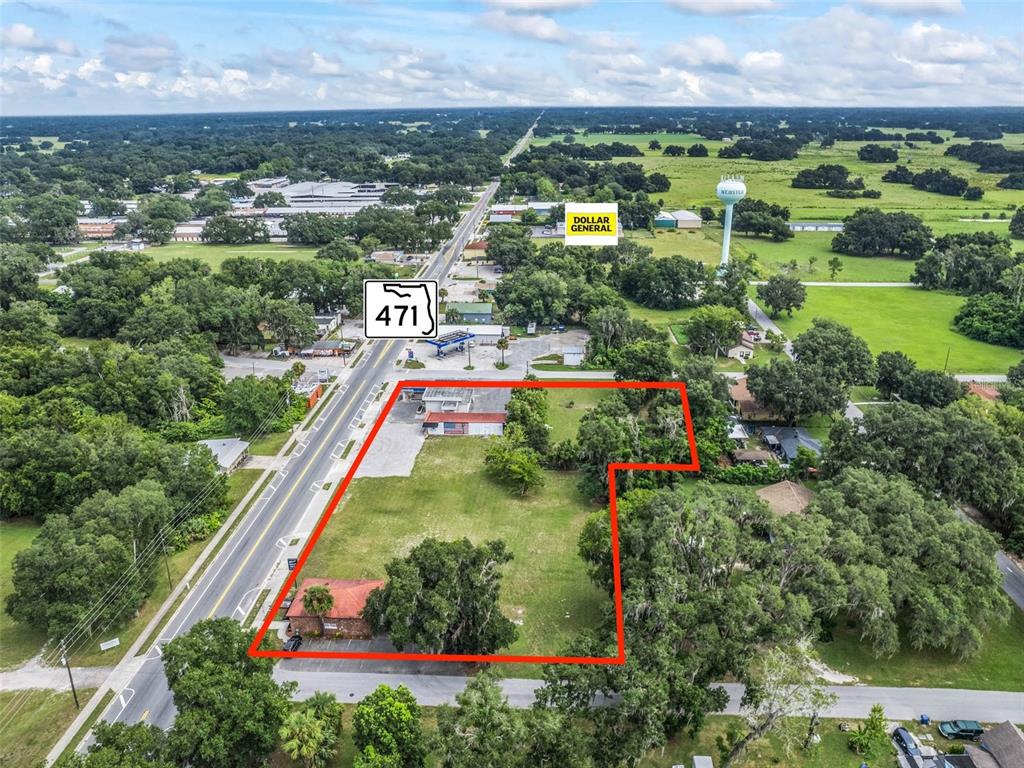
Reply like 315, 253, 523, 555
248, 379, 701, 665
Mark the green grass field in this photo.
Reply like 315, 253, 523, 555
147, 242, 319, 270
0, 521, 49, 669
535, 130, 1024, 228
769, 286, 1021, 373
301, 437, 607, 659
818, 608, 1024, 692
546, 388, 609, 442
0, 688, 96, 767
734, 232, 917, 283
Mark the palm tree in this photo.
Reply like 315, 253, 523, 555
280, 709, 331, 768
496, 336, 509, 366
302, 585, 334, 633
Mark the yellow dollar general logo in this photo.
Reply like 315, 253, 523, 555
564, 202, 618, 246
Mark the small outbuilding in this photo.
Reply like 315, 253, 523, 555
421, 387, 472, 412
286, 578, 385, 638
197, 438, 250, 473
562, 346, 585, 366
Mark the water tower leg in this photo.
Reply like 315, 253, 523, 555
721, 203, 734, 267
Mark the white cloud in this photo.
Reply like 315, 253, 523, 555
484, 0, 592, 9
740, 49, 783, 69
1, 23, 78, 55
479, 10, 569, 42
902, 22, 991, 62
664, 35, 734, 71
665, 0, 779, 15
855, 0, 964, 15
309, 51, 345, 76
104, 34, 181, 72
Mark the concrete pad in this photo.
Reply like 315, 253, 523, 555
355, 421, 424, 478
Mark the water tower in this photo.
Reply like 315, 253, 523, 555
716, 175, 747, 268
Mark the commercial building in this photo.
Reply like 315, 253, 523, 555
173, 220, 206, 242
285, 578, 385, 638
77, 217, 125, 239
786, 221, 844, 232
422, 411, 506, 436
446, 302, 493, 324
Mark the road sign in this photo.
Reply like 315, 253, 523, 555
363, 279, 438, 339
287, 557, 298, 570
99, 638, 120, 651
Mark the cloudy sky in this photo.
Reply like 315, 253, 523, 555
1, 0, 1021, 115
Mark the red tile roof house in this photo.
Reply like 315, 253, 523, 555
285, 578, 384, 638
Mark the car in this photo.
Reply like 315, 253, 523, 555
283, 634, 302, 652
938, 720, 984, 741
892, 727, 922, 758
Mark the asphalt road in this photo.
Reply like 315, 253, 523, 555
279, 671, 1024, 722
98, 117, 537, 731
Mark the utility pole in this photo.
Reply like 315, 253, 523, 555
162, 532, 173, 590
60, 642, 80, 710
943, 345, 951, 373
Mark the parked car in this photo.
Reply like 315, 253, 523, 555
892, 727, 923, 758
283, 635, 303, 652
938, 720, 984, 740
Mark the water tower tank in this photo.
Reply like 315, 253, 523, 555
716, 177, 747, 205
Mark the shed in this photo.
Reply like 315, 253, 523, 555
286, 578, 385, 638
563, 346, 585, 366
733, 448, 775, 466
654, 211, 678, 228
422, 411, 506, 436
756, 480, 814, 515
197, 438, 250, 473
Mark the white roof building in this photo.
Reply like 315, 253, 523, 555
197, 438, 250, 473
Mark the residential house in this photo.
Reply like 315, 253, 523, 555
197, 438, 250, 473
965, 721, 1024, 768
760, 426, 822, 462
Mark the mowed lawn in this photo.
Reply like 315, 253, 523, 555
147, 242, 319, 270
734, 232, 917, 283
546, 387, 609, 442
0, 688, 95, 767
302, 437, 609, 658
0, 521, 49, 669
770, 287, 1021, 373
817, 608, 1024, 692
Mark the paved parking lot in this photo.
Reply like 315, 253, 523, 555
278, 637, 465, 676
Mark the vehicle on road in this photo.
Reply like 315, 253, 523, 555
938, 720, 985, 740
283, 635, 303, 652
893, 727, 923, 758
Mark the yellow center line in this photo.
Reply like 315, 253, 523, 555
205, 340, 395, 619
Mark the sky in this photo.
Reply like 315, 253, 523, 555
1, 0, 1022, 116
